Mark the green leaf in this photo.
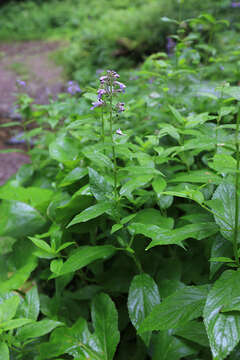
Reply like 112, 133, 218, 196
169, 170, 221, 184
138, 285, 208, 333
152, 176, 167, 193
1, 318, 32, 331
0, 342, 9, 360
223, 86, 240, 101
16, 319, 63, 341
173, 320, 209, 347
19, 285, 40, 320
89, 167, 113, 201
60, 167, 88, 187
49, 133, 80, 165
29, 237, 54, 254
151, 330, 197, 360
128, 222, 218, 250
91, 293, 120, 360
67, 202, 113, 227
132, 208, 174, 229
0, 296, 20, 322
210, 184, 240, 242
204, 270, 240, 360
209, 154, 236, 174
128, 274, 161, 346
53, 246, 116, 277
120, 175, 153, 197
169, 105, 185, 124
0, 200, 46, 238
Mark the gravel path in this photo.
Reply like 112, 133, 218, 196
0, 41, 65, 184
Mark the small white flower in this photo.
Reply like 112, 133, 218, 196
116, 128, 124, 135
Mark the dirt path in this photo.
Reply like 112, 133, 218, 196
0, 41, 65, 184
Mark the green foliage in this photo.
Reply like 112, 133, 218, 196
2, 5, 240, 360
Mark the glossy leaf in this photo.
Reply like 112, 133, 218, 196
0, 296, 20, 322
49, 133, 80, 164
67, 201, 113, 227
60, 167, 88, 187
128, 273, 160, 346
52, 245, 116, 276
138, 285, 208, 333
204, 270, 240, 360
88, 167, 113, 201
173, 320, 209, 347
91, 293, 120, 360
0, 200, 46, 238
16, 319, 63, 341
19, 285, 40, 320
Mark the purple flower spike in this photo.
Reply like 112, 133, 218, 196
97, 89, 107, 99
67, 81, 81, 95
231, 2, 240, 7
91, 99, 105, 110
16, 79, 26, 87
116, 102, 125, 112
114, 81, 126, 92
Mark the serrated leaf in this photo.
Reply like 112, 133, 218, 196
67, 201, 113, 227
91, 293, 120, 360
53, 245, 116, 277
138, 285, 208, 333
128, 274, 160, 346
173, 320, 209, 347
120, 175, 153, 197
204, 270, 240, 360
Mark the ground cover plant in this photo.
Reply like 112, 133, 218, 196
1, 3, 240, 360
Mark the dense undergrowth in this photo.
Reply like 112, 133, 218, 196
1, 2, 240, 360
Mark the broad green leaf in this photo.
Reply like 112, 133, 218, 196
39, 318, 102, 359
52, 246, 116, 277
169, 105, 185, 124
223, 86, 240, 101
210, 235, 233, 279
128, 274, 160, 346
151, 330, 197, 360
152, 176, 167, 193
209, 154, 236, 174
91, 293, 120, 360
0, 200, 46, 238
173, 320, 209, 347
60, 167, 88, 187
49, 133, 80, 165
0, 342, 9, 360
0, 257, 37, 293
1, 318, 32, 331
0, 185, 53, 212
131, 208, 174, 229
204, 270, 240, 360
210, 183, 240, 242
0, 296, 20, 322
16, 319, 63, 341
128, 222, 218, 250
67, 202, 113, 227
120, 175, 153, 197
138, 285, 208, 333
88, 167, 113, 201
169, 170, 221, 184
19, 286, 40, 320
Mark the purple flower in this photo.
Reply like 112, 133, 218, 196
116, 102, 125, 112
90, 99, 105, 110
116, 128, 124, 135
114, 81, 126, 92
16, 79, 26, 87
67, 81, 81, 95
231, 2, 240, 7
97, 88, 107, 99
166, 37, 176, 55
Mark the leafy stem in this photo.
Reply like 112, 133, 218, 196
233, 111, 240, 266
109, 77, 118, 200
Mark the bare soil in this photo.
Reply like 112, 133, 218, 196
0, 40, 65, 184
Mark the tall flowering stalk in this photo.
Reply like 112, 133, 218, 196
91, 70, 126, 199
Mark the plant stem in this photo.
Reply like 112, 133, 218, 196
109, 78, 118, 200
23, 121, 30, 153
101, 107, 105, 145
233, 111, 240, 266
